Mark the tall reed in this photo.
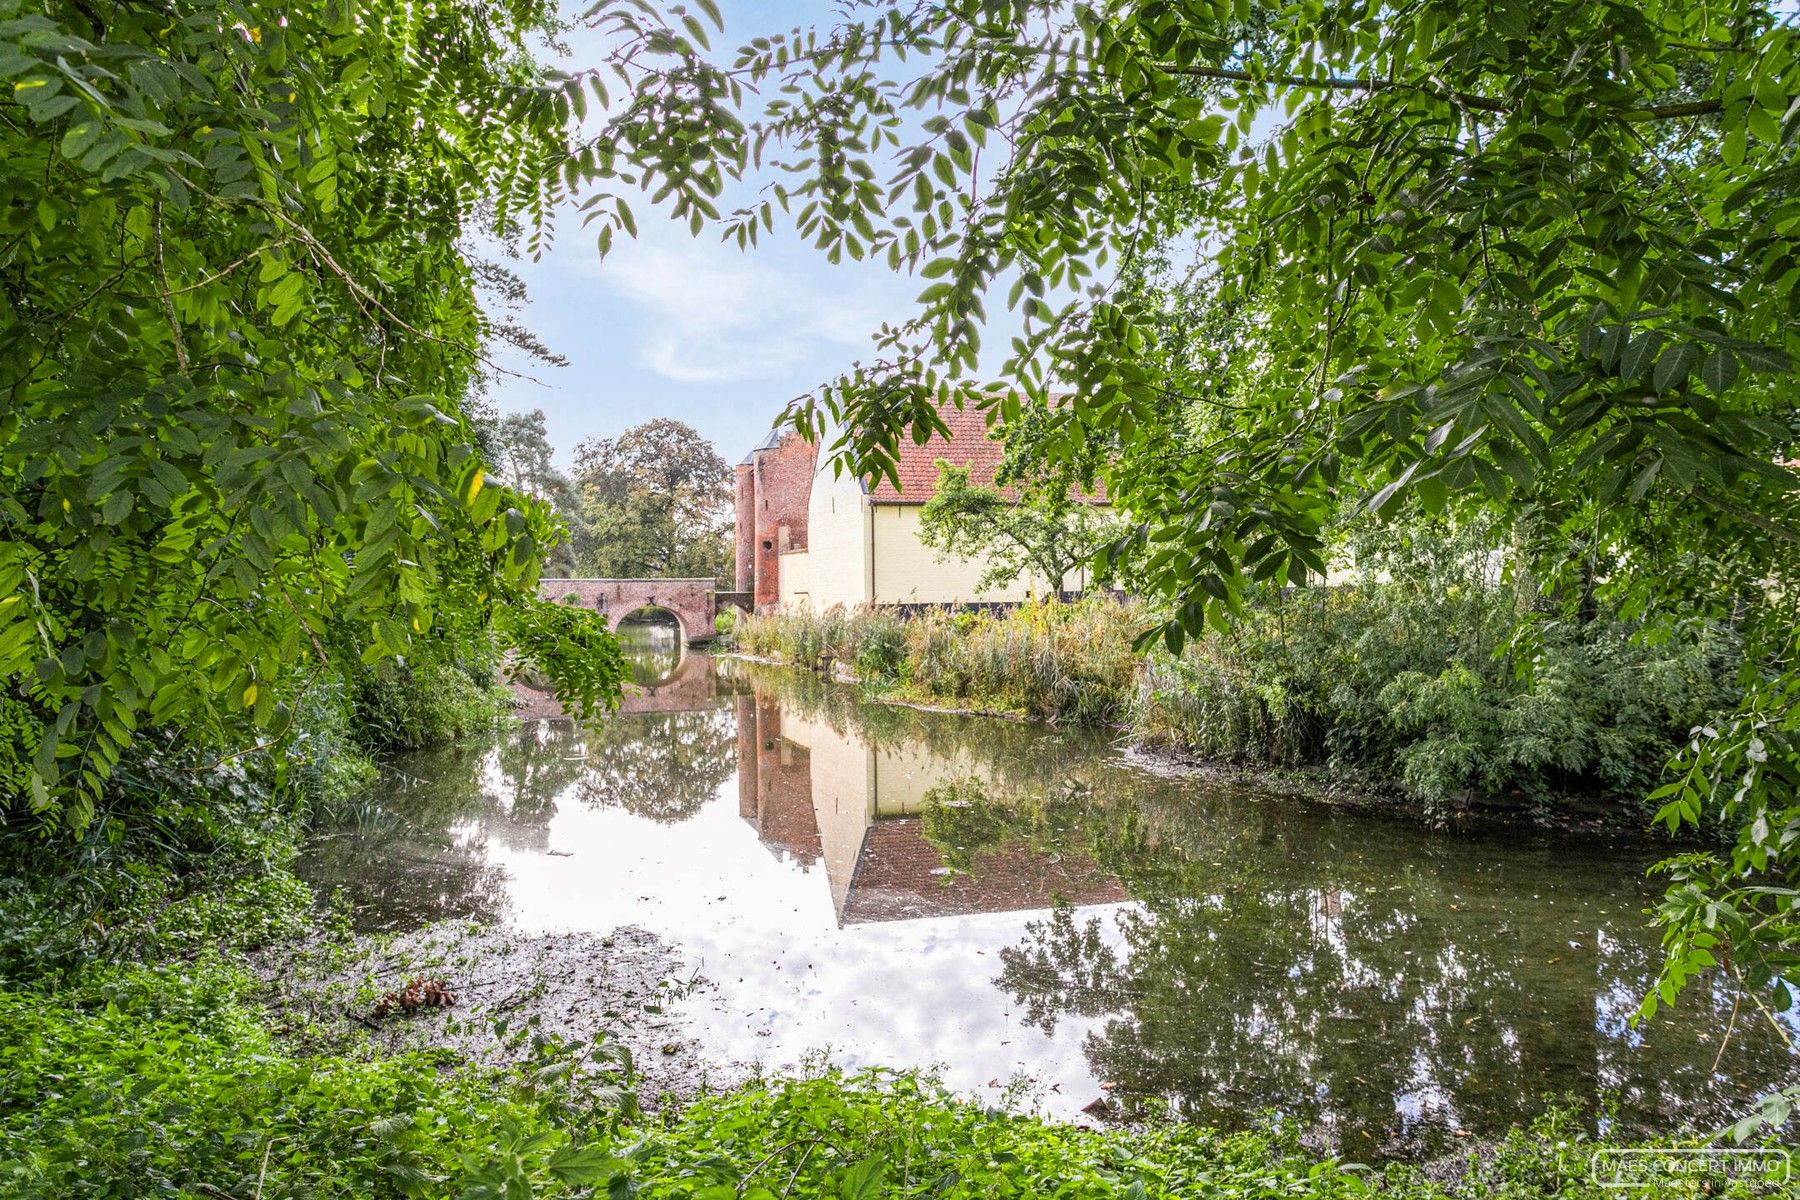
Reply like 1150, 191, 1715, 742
733, 598, 1143, 722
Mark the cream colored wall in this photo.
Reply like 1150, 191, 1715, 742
776, 710, 875, 916
797, 463, 871, 610
777, 548, 811, 609
870, 504, 1090, 604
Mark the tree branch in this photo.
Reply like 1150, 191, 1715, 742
1692, 487, 1800, 546
1159, 63, 1730, 120
151, 200, 189, 376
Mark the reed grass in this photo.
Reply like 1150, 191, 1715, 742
734, 598, 1143, 722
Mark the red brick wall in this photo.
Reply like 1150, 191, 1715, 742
615, 653, 717, 715
736, 694, 757, 821
733, 463, 755, 593
748, 433, 817, 610
747, 694, 821, 863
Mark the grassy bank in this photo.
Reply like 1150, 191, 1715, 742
735, 598, 1142, 723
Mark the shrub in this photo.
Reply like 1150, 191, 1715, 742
620, 1068, 1779, 1200
736, 598, 1142, 721
348, 636, 513, 751
1130, 527, 1737, 816
0, 962, 629, 1200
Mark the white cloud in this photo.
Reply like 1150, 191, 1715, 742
601, 238, 884, 385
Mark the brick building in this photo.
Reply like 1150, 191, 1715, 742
735, 402, 1108, 612
734, 428, 818, 610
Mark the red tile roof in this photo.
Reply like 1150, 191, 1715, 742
865, 402, 1106, 505
867, 403, 1008, 503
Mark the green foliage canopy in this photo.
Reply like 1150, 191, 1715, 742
0, 0, 631, 832
569, 418, 734, 582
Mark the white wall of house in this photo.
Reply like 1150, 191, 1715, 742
777, 548, 811, 609
777, 469, 1102, 610
797, 463, 873, 610
872, 504, 1050, 604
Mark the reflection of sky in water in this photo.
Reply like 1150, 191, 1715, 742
475, 763, 1134, 1113
307, 652, 1800, 1156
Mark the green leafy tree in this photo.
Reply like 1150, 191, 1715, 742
560, 0, 1800, 1036
570, 418, 733, 582
917, 460, 1114, 593
485, 408, 581, 576
0, 0, 624, 833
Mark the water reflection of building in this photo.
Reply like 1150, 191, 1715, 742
736, 692, 1126, 924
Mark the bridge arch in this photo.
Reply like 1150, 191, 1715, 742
542, 578, 721, 644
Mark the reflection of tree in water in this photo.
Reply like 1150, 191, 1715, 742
494, 719, 598, 826
300, 701, 737, 926
566, 709, 735, 823
476, 699, 737, 826
298, 736, 526, 930
503, 640, 738, 824
927, 774, 1797, 1156
616, 620, 684, 687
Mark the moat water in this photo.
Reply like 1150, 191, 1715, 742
299, 636, 1799, 1159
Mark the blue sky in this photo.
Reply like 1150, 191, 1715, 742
480, 0, 957, 468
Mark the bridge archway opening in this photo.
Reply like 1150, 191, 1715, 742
615, 606, 687, 688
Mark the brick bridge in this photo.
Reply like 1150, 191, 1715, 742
540, 578, 750, 643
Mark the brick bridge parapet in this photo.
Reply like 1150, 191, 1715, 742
541, 578, 747, 643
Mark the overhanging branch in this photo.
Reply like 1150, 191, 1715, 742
1160, 64, 1727, 120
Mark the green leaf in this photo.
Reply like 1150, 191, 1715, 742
1619, 330, 1664, 382
547, 1145, 619, 1185
1651, 343, 1697, 394
1700, 349, 1740, 395
836, 1156, 886, 1200
59, 120, 101, 160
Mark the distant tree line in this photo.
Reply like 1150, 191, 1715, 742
477, 411, 734, 584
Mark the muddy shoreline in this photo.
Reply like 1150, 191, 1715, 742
256, 921, 733, 1108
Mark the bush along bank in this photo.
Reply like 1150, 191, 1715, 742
730, 584, 1734, 825
0, 639, 584, 1199
733, 597, 1143, 723
1133, 590, 1734, 822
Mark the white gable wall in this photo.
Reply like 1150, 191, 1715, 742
871, 504, 1088, 604
790, 461, 872, 610
777, 459, 1100, 610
